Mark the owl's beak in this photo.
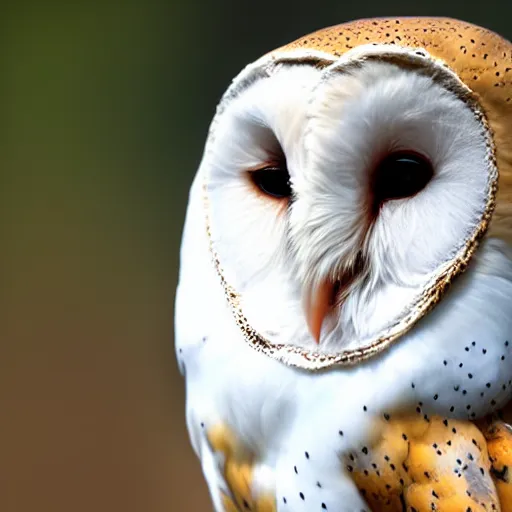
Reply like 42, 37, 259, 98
304, 253, 365, 343
305, 279, 336, 344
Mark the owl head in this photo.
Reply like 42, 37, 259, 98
193, 17, 512, 370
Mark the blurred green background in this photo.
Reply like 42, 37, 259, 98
1, 1, 511, 511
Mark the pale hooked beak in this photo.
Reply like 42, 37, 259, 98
304, 279, 337, 344
304, 252, 365, 344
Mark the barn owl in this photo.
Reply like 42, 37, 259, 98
175, 17, 512, 512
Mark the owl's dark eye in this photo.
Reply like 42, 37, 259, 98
372, 151, 434, 211
250, 165, 292, 199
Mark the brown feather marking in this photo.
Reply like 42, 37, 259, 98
347, 414, 500, 511
482, 417, 512, 512
207, 424, 277, 512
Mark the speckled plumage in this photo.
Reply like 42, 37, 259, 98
175, 17, 512, 512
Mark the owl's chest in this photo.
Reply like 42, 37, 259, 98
181, 300, 512, 451
182, 335, 510, 512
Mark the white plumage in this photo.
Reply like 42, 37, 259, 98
176, 17, 512, 512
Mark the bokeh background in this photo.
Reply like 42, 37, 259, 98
2, 1, 511, 511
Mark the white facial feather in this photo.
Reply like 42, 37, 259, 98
205, 65, 322, 334
205, 53, 491, 352
294, 60, 490, 349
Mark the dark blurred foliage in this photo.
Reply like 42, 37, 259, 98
0, 1, 510, 511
